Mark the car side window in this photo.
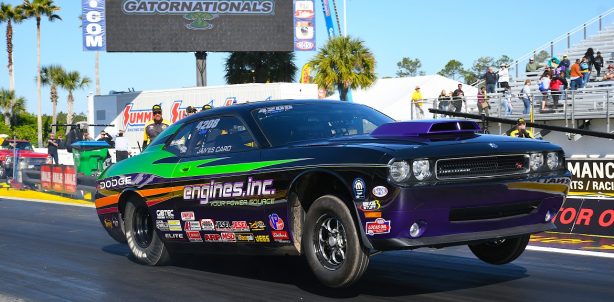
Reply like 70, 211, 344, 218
188, 116, 257, 156
165, 122, 197, 156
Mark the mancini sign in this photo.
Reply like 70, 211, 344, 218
105, 0, 293, 52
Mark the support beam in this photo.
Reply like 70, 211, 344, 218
195, 51, 207, 87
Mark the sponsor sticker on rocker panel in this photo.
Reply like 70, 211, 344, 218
204, 233, 222, 242
268, 213, 285, 230
168, 220, 182, 231
372, 186, 388, 198
249, 220, 266, 231
156, 220, 169, 231
365, 218, 391, 235
271, 230, 290, 243
165, 233, 184, 240
215, 221, 232, 232
156, 210, 174, 219
181, 211, 195, 221
221, 232, 236, 242
236, 233, 255, 242
232, 221, 250, 232
186, 231, 203, 242
185, 221, 202, 231
353, 178, 366, 200
200, 219, 215, 231
255, 235, 270, 243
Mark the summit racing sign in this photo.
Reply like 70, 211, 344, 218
122, 103, 154, 129
105, 0, 292, 52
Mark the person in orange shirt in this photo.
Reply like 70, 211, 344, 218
569, 58, 583, 90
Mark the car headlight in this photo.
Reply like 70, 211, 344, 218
529, 153, 544, 171
546, 152, 560, 170
412, 159, 432, 181
389, 161, 411, 182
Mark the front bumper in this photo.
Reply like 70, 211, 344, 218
370, 222, 554, 250
361, 172, 570, 251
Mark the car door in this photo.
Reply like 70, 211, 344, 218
171, 115, 264, 243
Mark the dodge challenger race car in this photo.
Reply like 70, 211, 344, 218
95, 100, 570, 288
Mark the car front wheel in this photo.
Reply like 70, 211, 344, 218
468, 234, 530, 265
302, 195, 369, 288
124, 201, 171, 265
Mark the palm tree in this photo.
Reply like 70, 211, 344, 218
40, 64, 64, 132
225, 52, 297, 84
57, 70, 90, 125
308, 36, 376, 101
0, 3, 25, 92
20, 0, 61, 147
0, 89, 26, 127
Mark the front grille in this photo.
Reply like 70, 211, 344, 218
435, 154, 529, 180
24, 158, 47, 167
449, 200, 541, 222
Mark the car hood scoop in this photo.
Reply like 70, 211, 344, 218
371, 120, 480, 138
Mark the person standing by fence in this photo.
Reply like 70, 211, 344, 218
411, 86, 424, 119
452, 84, 464, 113
477, 86, 490, 116
47, 133, 59, 164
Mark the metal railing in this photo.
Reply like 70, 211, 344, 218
410, 87, 614, 134
511, 8, 614, 79
472, 7, 614, 87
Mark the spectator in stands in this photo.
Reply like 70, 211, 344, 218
47, 133, 59, 164
411, 86, 424, 119
483, 67, 498, 93
549, 74, 563, 110
477, 86, 489, 116
83, 132, 92, 141
580, 57, 591, 85
595, 51, 604, 77
560, 55, 571, 77
558, 72, 569, 101
452, 84, 464, 113
498, 63, 510, 89
526, 58, 540, 73
114, 130, 129, 162
585, 48, 596, 74
520, 79, 532, 115
538, 72, 551, 111
437, 89, 450, 114
500, 87, 512, 116
570, 58, 583, 90
604, 65, 614, 80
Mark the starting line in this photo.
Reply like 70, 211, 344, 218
526, 245, 614, 259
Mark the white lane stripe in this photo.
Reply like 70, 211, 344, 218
527, 246, 614, 259
0, 197, 95, 208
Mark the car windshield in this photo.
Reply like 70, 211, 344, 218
252, 103, 394, 146
1, 141, 33, 151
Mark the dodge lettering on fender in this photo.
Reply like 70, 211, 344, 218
95, 100, 570, 288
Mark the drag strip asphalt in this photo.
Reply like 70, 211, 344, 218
0, 198, 612, 301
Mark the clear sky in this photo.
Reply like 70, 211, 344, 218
0, 0, 611, 116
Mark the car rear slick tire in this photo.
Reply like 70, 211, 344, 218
303, 195, 369, 288
124, 201, 171, 266
468, 234, 530, 265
